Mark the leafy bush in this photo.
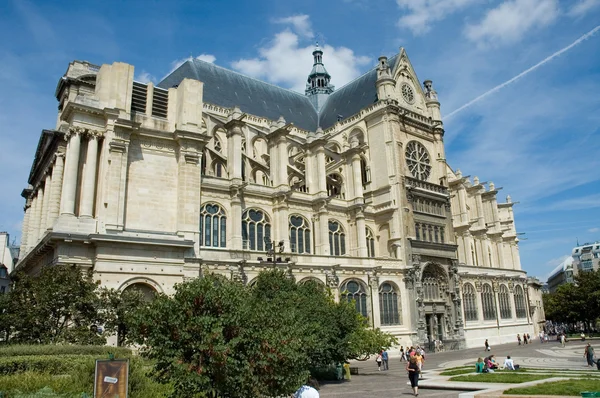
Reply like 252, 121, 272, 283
0, 372, 90, 396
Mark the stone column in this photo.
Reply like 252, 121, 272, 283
47, 153, 64, 228
316, 147, 327, 194
355, 210, 368, 257
458, 187, 468, 223
20, 200, 31, 256
351, 152, 364, 199
278, 135, 288, 189
60, 128, 83, 215
318, 205, 330, 255
32, 187, 44, 244
493, 281, 501, 326
80, 133, 99, 218
40, 174, 52, 232
230, 190, 243, 250
225, 116, 243, 184
304, 148, 316, 194
27, 195, 38, 249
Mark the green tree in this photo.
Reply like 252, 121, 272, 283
99, 287, 150, 347
133, 270, 398, 397
543, 270, 600, 326
5, 265, 104, 345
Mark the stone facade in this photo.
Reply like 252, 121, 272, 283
16, 48, 537, 348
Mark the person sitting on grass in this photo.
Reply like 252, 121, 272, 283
475, 357, 485, 373
485, 355, 498, 370
502, 355, 515, 370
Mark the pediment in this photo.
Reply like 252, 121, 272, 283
391, 48, 428, 113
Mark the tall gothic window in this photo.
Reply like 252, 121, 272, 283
423, 277, 440, 300
329, 220, 346, 256
341, 280, 368, 318
242, 209, 271, 251
481, 284, 497, 321
200, 204, 226, 248
379, 282, 400, 325
366, 228, 376, 258
514, 285, 527, 318
499, 285, 512, 319
462, 283, 478, 321
289, 215, 311, 254
213, 162, 225, 178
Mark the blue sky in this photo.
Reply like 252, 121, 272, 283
0, 0, 599, 281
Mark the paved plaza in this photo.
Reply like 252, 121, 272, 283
319, 339, 599, 397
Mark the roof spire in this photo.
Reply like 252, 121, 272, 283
305, 43, 334, 112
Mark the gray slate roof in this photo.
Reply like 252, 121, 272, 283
158, 54, 399, 132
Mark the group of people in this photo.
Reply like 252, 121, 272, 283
375, 350, 389, 371
476, 354, 518, 373
516, 333, 532, 345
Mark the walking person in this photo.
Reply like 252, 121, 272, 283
375, 352, 382, 371
415, 348, 424, 378
560, 333, 566, 348
382, 349, 389, 371
406, 356, 420, 396
523, 333, 528, 344
517, 334, 521, 345
484, 339, 490, 352
400, 346, 406, 362
584, 343, 595, 367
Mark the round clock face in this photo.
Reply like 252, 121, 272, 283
401, 83, 415, 104
405, 141, 431, 181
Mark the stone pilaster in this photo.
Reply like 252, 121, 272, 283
60, 127, 83, 215
27, 195, 39, 250
174, 132, 205, 238
350, 151, 364, 199
47, 153, 64, 228
316, 203, 330, 255
105, 128, 130, 230
80, 133, 100, 218
229, 187, 243, 250
368, 271, 381, 328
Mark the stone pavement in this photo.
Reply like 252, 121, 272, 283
319, 339, 599, 397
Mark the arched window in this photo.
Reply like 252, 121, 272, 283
379, 282, 400, 325
423, 276, 440, 300
242, 209, 271, 251
329, 220, 346, 256
499, 285, 512, 319
481, 284, 496, 321
514, 285, 527, 318
341, 280, 368, 318
366, 228, 376, 258
462, 283, 478, 321
290, 215, 311, 254
200, 204, 226, 248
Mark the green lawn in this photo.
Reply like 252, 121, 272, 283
449, 373, 551, 383
440, 368, 477, 376
504, 378, 600, 396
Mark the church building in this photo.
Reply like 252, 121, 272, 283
16, 45, 542, 348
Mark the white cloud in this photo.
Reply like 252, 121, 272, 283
464, 0, 559, 45
135, 71, 155, 84
396, 0, 481, 35
569, 0, 600, 17
588, 227, 600, 233
273, 15, 314, 38
163, 53, 216, 80
231, 29, 370, 93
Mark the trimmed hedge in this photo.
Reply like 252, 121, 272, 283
0, 345, 132, 358
0, 346, 171, 398
0, 355, 98, 375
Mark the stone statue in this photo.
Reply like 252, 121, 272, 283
423, 80, 438, 100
